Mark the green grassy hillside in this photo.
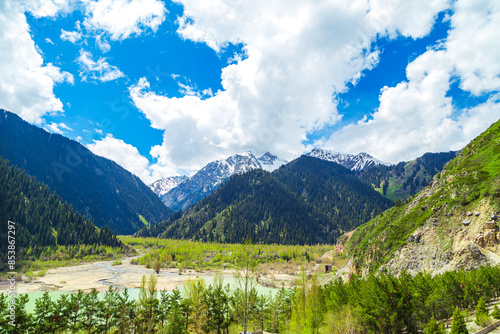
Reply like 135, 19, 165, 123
347, 119, 500, 272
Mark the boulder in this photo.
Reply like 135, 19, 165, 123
474, 234, 485, 247
467, 211, 473, 216
483, 222, 498, 230
491, 214, 498, 221
484, 231, 497, 246
470, 244, 484, 259
463, 219, 471, 226
475, 211, 481, 216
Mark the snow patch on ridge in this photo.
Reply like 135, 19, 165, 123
305, 148, 391, 171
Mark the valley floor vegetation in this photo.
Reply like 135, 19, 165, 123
2, 263, 499, 333
119, 236, 342, 277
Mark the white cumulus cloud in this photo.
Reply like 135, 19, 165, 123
87, 134, 170, 184
130, 0, 450, 172
0, 0, 74, 124
77, 50, 125, 82
446, 0, 500, 95
60, 29, 82, 43
45, 122, 73, 134
82, 0, 167, 41
323, 0, 500, 163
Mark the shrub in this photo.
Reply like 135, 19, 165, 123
492, 304, 500, 319
153, 260, 161, 274
476, 314, 494, 328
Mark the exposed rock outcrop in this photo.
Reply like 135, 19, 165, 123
380, 202, 500, 276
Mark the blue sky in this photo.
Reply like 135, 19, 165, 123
1, 0, 500, 183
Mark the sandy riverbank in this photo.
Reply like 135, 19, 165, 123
0, 257, 237, 294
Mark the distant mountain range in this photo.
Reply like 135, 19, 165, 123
0, 109, 172, 234
152, 151, 287, 212
304, 148, 391, 171
137, 156, 394, 244
0, 107, 460, 244
150, 147, 456, 214
149, 149, 391, 212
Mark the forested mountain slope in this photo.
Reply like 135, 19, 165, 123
355, 151, 458, 202
0, 158, 122, 262
347, 119, 500, 275
0, 109, 172, 234
273, 156, 394, 231
138, 157, 394, 244
138, 169, 338, 244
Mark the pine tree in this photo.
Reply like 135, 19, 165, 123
97, 287, 119, 334
184, 279, 208, 334
206, 275, 231, 334
492, 304, 500, 319
10, 294, 32, 334
476, 297, 489, 316
424, 316, 446, 334
81, 289, 99, 333
114, 288, 135, 333
137, 274, 159, 333
475, 297, 491, 326
33, 291, 56, 333
166, 289, 187, 334
450, 307, 469, 334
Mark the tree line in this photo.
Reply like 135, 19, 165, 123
2, 264, 500, 333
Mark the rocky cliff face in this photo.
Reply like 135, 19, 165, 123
380, 197, 500, 276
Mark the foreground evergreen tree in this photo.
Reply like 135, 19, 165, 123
164, 289, 186, 334
233, 240, 259, 332
1, 262, 500, 333
450, 307, 469, 334
475, 297, 492, 327
114, 288, 136, 333
206, 275, 231, 334
5, 294, 32, 334
475, 297, 488, 317
137, 274, 160, 333
492, 304, 500, 319
33, 291, 56, 333
183, 279, 209, 334
424, 316, 446, 334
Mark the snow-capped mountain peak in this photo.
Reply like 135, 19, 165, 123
304, 148, 390, 171
257, 152, 287, 172
211, 151, 262, 177
152, 151, 286, 211
149, 176, 189, 197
